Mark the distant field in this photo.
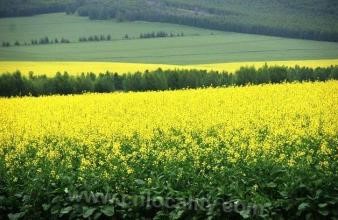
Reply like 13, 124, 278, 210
1, 59, 338, 75
0, 13, 212, 43
1, 13, 338, 64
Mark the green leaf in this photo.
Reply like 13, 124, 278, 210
14, 193, 23, 198
8, 212, 25, 220
83, 207, 96, 218
264, 202, 272, 207
60, 206, 73, 215
318, 203, 327, 208
170, 209, 185, 220
0, 196, 5, 202
315, 189, 322, 199
135, 179, 145, 185
51, 196, 62, 204
318, 210, 329, 216
51, 206, 59, 215
22, 195, 30, 202
154, 211, 167, 219
101, 206, 115, 216
117, 201, 128, 208
93, 212, 102, 220
305, 213, 312, 220
271, 168, 286, 175
279, 191, 288, 198
298, 202, 310, 211
42, 203, 50, 211
239, 210, 251, 219
266, 182, 277, 188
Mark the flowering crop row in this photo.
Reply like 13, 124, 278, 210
0, 81, 337, 219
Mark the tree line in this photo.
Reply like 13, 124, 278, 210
140, 31, 184, 39
0, 0, 69, 17
79, 34, 111, 42
0, 65, 337, 97
31, 37, 71, 45
3, 31, 187, 48
2, 37, 71, 47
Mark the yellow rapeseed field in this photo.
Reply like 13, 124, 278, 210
1, 80, 337, 218
0, 59, 338, 76
1, 81, 337, 172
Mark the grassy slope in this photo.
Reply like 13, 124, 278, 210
0, 13, 338, 64
2, 0, 337, 42
0, 13, 212, 43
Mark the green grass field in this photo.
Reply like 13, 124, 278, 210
1, 13, 338, 64
0, 13, 213, 43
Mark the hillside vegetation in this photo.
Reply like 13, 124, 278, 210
1, 14, 338, 64
0, 0, 337, 42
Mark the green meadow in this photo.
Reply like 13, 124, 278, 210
1, 13, 338, 64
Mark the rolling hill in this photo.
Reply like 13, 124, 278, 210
1, 0, 338, 42
1, 13, 338, 65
